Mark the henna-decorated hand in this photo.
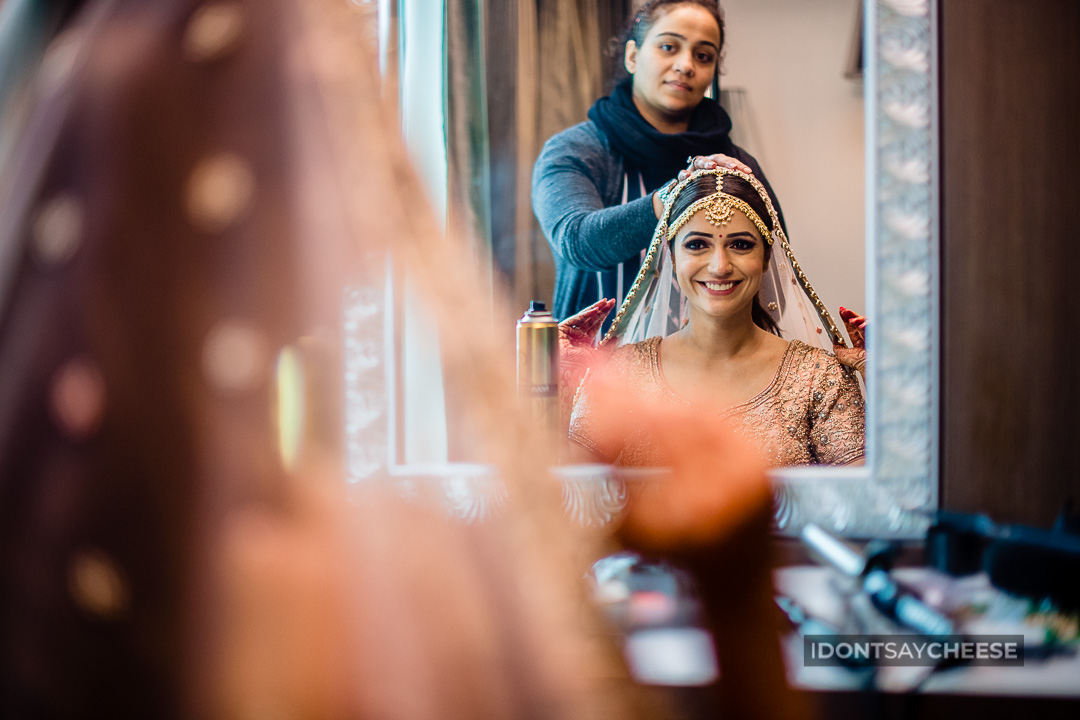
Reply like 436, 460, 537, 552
834, 306, 867, 375
557, 299, 616, 431
558, 298, 616, 352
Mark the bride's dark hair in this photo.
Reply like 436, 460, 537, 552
667, 173, 781, 336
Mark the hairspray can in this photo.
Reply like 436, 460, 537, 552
517, 301, 559, 433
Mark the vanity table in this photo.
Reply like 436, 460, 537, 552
775, 565, 1080, 696
589, 549, 1079, 720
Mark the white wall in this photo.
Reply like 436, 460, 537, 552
720, 0, 865, 328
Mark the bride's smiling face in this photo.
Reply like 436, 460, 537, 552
672, 208, 766, 319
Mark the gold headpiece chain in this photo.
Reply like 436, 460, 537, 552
666, 174, 774, 244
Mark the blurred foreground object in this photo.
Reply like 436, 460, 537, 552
582, 371, 814, 720
0, 0, 639, 717
0, 1, 812, 719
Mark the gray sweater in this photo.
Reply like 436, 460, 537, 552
531, 120, 774, 320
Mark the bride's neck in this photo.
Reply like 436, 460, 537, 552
680, 312, 764, 360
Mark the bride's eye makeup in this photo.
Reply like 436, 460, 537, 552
728, 235, 757, 252
680, 232, 712, 251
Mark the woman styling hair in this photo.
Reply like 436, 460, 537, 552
568, 168, 865, 468
531, 0, 786, 326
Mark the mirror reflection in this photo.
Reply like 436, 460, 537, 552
516, 0, 867, 480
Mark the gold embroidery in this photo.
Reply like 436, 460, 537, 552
569, 338, 865, 469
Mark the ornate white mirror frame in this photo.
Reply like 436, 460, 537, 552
772, 0, 938, 539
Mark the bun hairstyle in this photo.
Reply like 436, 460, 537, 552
667, 173, 781, 336
627, 0, 725, 54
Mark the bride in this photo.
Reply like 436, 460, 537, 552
566, 167, 865, 468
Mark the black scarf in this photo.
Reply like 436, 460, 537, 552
587, 77, 737, 191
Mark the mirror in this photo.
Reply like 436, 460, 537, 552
858, 0, 939, 537
376, 0, 938, 538
726, 0, 938, 538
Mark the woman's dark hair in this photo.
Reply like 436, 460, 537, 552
627, 0, 725, 55
668, 174, 781, 335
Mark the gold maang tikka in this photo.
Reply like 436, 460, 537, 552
667, 172, 774, 244
704, 178, 736, 227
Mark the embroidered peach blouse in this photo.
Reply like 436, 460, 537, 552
569, 337, 865, 468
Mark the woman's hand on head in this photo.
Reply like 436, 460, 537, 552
678, 154, 754, 180
661, 156, 756, 215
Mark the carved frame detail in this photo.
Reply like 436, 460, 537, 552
772, 0, 938, 538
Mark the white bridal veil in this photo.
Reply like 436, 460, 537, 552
601, 168, 846, 354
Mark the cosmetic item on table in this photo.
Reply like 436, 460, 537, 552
516, 301, 559, 433
775, 596, 876, 672
928, 509, 1080, 610
801, 524, 955, 637
591, 554, 719, 687
775, 595, 843, 638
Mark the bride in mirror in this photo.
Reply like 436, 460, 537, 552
568, 168, 864, 468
